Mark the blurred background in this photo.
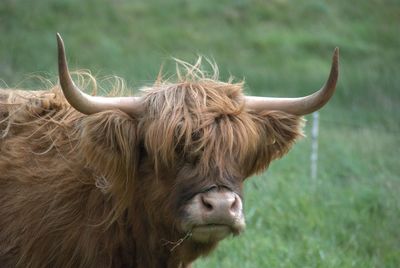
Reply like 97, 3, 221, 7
0, 0, 399, 267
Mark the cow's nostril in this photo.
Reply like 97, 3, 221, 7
201, 195, 214, 211
200, 192, 241, 216
230, 196, 239, 212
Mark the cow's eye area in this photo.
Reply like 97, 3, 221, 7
201, 185, 218, 193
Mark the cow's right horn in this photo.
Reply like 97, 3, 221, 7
57, 33, 143, 116
245, 48, 339, 115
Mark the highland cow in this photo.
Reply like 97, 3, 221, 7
0, 34, 339, 268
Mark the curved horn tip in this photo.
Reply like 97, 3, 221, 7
56, 33, 66, 63
56, 33, 63, 45
333, 47, 339, 62
327, 47, 339, 83
334, 47, 339, 53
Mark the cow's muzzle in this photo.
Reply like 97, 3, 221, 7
182, 189, 245, 243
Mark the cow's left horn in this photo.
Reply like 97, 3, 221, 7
245, 48, 339, 115
57, 33, 143, 116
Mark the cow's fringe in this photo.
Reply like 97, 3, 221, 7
142, 57, 304, 178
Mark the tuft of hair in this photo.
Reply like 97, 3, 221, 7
0, 71, 136, 226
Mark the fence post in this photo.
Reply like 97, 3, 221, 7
311, 112, 319, 181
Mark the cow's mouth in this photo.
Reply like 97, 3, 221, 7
189, 224, 238, 243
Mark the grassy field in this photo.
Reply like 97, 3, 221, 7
1, 0, 399, 267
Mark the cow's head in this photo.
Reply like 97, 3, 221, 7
56, 34, 338, 248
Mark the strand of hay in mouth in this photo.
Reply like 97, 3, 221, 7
161, 231, 193, 252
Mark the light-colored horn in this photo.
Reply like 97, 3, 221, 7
57, 33, 143, 116
245, 48, 339, 115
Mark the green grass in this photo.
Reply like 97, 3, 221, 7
1, 0, 399, 267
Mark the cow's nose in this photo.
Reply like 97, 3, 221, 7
199, 190, 242, 221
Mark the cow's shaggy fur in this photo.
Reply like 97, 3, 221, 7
0, 60, 303, 267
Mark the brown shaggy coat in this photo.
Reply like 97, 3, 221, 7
0, 66, 303, 267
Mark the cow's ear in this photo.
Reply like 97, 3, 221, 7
77, 110, 140, 190
248, 111, 305, 174
260, 111, 305, 159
